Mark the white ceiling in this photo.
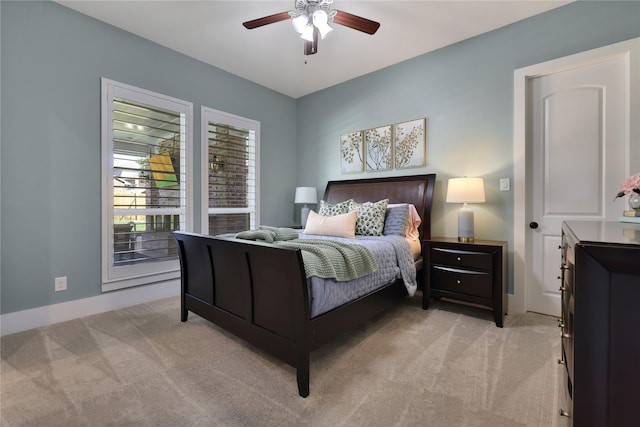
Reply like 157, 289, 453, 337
56, 0, 571, 98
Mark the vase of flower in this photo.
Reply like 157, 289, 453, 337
615, 173, 640, 212
629, 192, 640, 210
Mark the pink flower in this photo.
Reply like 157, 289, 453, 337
615, 173, 640, 199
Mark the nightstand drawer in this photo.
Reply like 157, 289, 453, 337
430, 247, 492, 270
431, 265, 492, 299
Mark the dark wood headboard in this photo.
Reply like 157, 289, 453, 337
323, 174, 436, 241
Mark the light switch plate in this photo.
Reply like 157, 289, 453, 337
500, 178, 510, 191
55, 276, 67, 292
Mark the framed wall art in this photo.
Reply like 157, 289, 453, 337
364, 125, 392, 172
394, 118, 426, 169
340, 130, 364, 174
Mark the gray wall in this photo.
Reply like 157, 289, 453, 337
2, 1, 639, 315
295, 1, 640, 293
0, 1, 297, 314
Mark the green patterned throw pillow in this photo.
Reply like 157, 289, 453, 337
349, 199, 389, 236
318, 199, 353, 216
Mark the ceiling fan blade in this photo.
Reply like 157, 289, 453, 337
333, 10, 380, 35
242, 11, 291, 29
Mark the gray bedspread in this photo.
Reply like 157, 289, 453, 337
300, 233, 417, 317
234, 227, 417, 318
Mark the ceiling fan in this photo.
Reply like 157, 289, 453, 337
242, 0, 380, 56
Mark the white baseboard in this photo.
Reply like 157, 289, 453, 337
0, 280, 180, 336
507, 293, 525, 314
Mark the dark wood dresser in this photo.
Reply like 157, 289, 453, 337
559, 221, 640, 426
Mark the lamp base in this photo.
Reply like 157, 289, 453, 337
301, 205, 310, 228
457, 203, 475, 243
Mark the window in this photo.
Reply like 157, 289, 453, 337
201, 107, 259, 235
101, 79, 192, 291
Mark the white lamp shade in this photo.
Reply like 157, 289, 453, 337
312, 10, 333, 39
291, 14, 308, 33
294, 187, 317, 205
300, 23, 315, 41
446, 177, 486, 204
295, 186, 316, 228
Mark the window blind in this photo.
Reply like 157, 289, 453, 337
202, 108, 258, 236
111, 98, 186, 267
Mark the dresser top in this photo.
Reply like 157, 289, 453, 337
564, 221, 640, 246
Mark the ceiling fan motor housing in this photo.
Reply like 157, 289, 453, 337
294, 0, 334, 15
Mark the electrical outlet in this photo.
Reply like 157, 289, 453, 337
500, 178, 510, 191
55, 276, 67, 292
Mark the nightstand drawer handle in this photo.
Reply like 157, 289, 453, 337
456, 279, 461, 285
457, 256, 462, 261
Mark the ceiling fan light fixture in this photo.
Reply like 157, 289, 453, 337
291, 13, 308, 33
312, 10, 333, 39
243, 0, 379, 56
300, 23, 315, 41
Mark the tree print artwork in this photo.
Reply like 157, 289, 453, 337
339, 118, 426, 173
340, 131, 364, 174
394, 118, 425, 169
365, 125, 392, 171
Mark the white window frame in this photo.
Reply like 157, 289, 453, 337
101, 78, 193, 292
200, 107, 260, 233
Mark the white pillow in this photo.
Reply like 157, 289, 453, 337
303, 210, 357, 238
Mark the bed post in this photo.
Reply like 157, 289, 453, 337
174, 235, 189, 322
296, 359, 310, 398
291, 250, 311, 398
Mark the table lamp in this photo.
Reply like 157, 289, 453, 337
294, 186, 317, 227
446, 177, 486, 242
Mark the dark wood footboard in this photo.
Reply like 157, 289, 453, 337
174, 232, 312, 396
174, 232, 409, 397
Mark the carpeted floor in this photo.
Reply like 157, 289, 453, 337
1, 295, 564, 426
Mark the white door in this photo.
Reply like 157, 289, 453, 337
526, 56, 629, 316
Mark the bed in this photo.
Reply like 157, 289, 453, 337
173, 173, 436, 397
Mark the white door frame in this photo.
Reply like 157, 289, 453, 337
511, 38, 640, 313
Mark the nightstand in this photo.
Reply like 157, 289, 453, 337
423, 237, 507, 327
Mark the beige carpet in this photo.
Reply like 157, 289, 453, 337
1, 295, 563, 426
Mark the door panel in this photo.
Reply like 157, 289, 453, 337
544, 87, 603, 216
528, 56, 628, 316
